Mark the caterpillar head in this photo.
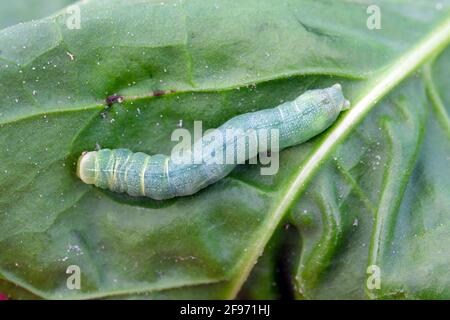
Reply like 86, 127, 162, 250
76, 151, 97, 185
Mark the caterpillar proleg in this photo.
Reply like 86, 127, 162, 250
77, 84, 350, 200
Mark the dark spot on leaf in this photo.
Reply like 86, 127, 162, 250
153, 90, 167, 97
106, 95, 124, 106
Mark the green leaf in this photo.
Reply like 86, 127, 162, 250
1, 0, 450, 299
0, 0, 75, 30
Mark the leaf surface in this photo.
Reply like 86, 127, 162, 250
1, 0, 450, 299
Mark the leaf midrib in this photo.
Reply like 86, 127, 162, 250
226, 13, 450, 299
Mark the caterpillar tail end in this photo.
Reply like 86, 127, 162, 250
332, 83, 342, 91
331, 83, 351, 110
343, 99, 351, 110
76, 151, 97, 185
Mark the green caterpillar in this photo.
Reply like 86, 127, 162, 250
77, 84, 350, 200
